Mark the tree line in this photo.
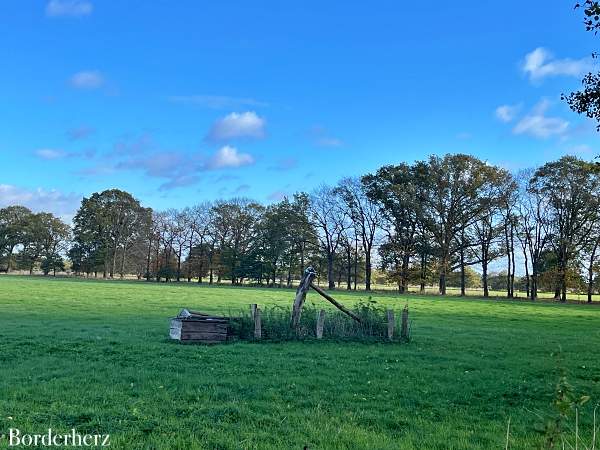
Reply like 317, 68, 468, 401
2, 153, 600, 302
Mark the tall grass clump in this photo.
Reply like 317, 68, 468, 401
227, 300, 408, 342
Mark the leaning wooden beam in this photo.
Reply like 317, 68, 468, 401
309, 283, 362, 323
291, 267, 317, 328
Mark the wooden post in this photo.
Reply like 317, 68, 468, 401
309, 283, 362, 323
254, 307, 262, 340
387, 309, 394, 340
316, 309, 325, 339
250, 304, 257, 320
400, 305, 409, 341
291, 267, 317, 328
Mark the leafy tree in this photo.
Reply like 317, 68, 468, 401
70, 189, 151, 278
0, 206, 33, 272
418, 154, 509, 295
563, 2, 600, 129
529, 156, 600, 301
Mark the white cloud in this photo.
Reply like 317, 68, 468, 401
206, 146, 255, 169
46, 0, 93, 17
0, 184, 81, 222
495, 104, 521, 123
206, 112, 266, 141
522, 47, 594, 82
512, 100, 569, 139
35, 148, 67, 160
70, 70, 104, 89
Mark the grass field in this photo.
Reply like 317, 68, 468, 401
0, 276, 599, 449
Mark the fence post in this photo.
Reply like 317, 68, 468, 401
400, 305, 409, 341
387, 309, 395, 340
254, 307, 262, 340
250, 304, 257, 320
316, 309, 326, 339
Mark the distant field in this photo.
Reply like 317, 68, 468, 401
0, 276, 599, 449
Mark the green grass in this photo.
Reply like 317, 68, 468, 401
0, 276, 599, 449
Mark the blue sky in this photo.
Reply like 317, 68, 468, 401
1, 1, 599, 218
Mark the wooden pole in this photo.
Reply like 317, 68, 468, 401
309, 283, 361, 323
291, 267, 317, 328
254, 307, 262, 340
316, 309, 325, 339
387, 309, 394, 340
250, 304, 257, 320
400, 305, 409, 341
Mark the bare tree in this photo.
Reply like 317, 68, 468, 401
309, 185, 348, 290
337, 177, 381, 291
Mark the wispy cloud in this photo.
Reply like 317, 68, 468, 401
234, 184, 251, 194
35, 147, 96, 161
267, 190, 287, 201
268, 157, 298, 171
67, 125, 95, 140
512, 100, 569, 139
206, 112, 266, 142
112, 133, 153, 156
46, 0, 92, 17
70, 70, 104, 89
35, 148, 67, 160
522, 47, 594, 82
567, 144, 593, 156
206, 146, 255, 169
168, 95, 267, 109
495, 104, 521, 123
309, 126, 343, 148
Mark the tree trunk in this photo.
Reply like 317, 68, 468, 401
365, 248, 372, 291
353, 239, 358, 290
327, 252, 335, 290
145, 237, 152, 281
420, 252, 426, 293
439, 255, 447, 295
401, 254, 410, 294
346, 244, 352, 290
482, 259, 489, 298
460, 245, 466, 297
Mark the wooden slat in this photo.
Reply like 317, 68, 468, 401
181, 322, 228, 333
316, 309, 325, 339
254, 307, 262, 339
387, 309, 395, 340
180, 331, 227, 341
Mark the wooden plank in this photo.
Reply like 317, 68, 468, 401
309, 283, 362, 323
254, 307, 262, 340
181, 322, 228, 333
387, 309, 395, 340
180, 331, 227, 341
178, 308, 229, 320
400, 305, 409, 341
291, 267, 317, 328
316, 309, 325, 339
169, 319, 182, 340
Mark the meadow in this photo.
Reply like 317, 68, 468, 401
0, 276, 599, 449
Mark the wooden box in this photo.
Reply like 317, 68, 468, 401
169, 309, 229, 344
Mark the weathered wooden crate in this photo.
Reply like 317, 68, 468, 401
170, 309, 229, 344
